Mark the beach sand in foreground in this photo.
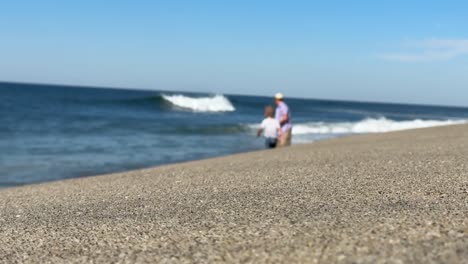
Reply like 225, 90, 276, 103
1, 125, 467, 263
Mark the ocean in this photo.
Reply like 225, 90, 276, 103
1, 82, 467, 187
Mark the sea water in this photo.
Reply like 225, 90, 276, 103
1, 82, 467, 187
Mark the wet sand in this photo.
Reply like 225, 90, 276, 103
1, 124, 467, 263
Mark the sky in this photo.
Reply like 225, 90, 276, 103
0, 1, 467, 106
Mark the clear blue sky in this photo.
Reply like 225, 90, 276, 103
1, 1, 467, 106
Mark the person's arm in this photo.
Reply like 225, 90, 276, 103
277, 128, 282, 137
257, 121, 265, 137
278, 104, 289, 126
279, 113, 289, 126
257, 127, 264, 137
276, 120, 281, 137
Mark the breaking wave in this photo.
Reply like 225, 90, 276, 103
161, 94, 235, 112
291, 117, 466, 135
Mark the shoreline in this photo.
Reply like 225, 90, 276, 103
0, 130, 358, 189
1, 123, 461, 190
1, 124, 467, 263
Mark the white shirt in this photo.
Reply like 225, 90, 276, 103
261, 117, 280, 138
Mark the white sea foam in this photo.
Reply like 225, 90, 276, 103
291, 117, 466, 135
162, 94, 235, 112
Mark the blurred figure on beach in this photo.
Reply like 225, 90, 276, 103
274, 93, 292, 146
257, 106, 281, 148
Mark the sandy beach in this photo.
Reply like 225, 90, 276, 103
1, 124, 467, 263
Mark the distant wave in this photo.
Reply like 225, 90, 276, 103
161, 94, 235, 112
291, 117, 466, 135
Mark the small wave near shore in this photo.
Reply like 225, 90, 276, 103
292, 117, 466, 135
249, 118, 467, 142
162, 94, 235, 112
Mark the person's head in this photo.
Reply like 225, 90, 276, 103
264, 105, 274, 118
274, 92, 284, 105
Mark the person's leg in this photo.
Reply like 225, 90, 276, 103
270, 138, 277, 148
265, 138, 277, 148
278, 128, 292, 147
284, 128, 292, 146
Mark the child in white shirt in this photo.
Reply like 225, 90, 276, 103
257, 106, 281, 148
